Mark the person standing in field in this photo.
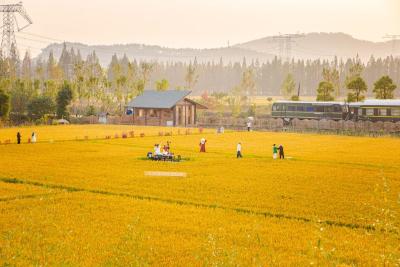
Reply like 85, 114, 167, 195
278, 144, 284, 159
236, 142, 242, 158
246, 121, 252, 132
17, 132, 21, 144
31, 132, 37, 144
199, 138, 207, 152
272, 144, 278, 160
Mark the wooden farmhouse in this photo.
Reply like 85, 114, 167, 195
126, 90, 207, 127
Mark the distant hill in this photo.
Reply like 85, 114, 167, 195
36, 32, 397, 66
36, 43, 274, 67
236, 32, 397, 61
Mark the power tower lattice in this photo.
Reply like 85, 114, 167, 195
272, 33, 304, 62
0, 1, 32, 58
383, 34, 400, 57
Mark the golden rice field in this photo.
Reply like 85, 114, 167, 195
0, 125, 399, 266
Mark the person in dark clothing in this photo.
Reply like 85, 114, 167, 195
278, 145, 284, 159
17, 132, 21, 144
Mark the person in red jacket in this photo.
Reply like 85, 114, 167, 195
199, 138, 206, 152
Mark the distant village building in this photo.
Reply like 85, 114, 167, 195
126, 90, 207, 126
98, 112, 108, 124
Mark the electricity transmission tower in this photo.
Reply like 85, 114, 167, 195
0, 1, 32, 58
383, 34, 400, 57
272, 33, 304, 62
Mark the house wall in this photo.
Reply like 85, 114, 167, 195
132, 100, 198, 127
133, 108, 174, 126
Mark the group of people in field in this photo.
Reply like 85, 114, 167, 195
16, 132, 37, 144
153, 141, 172, 156
15, 127, 285, 160
199, 136, 285, 160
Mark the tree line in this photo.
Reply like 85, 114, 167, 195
0, 43, 399, 124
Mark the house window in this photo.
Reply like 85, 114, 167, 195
149, 109, 158, 117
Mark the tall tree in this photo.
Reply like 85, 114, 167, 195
155, 79, 169, 91
27, 95, 55, 121
281, 73, 296, 99
21, 51, 32, 81
373, 75, 397, 99
322, 67, 340, 97
316, 81, 335, 101
240, 68, 256, 97
345, 56, 364, 87
0, 89, 10, 121
347, 77, 367, 102
140, 62, 154, 89
58, 43, 72, 80
56, 81, 73, 118
185, 62, 198, 90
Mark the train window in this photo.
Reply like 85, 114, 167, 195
366, 109, 373, 116
333, 106, 341, 112
288, 106, 296, 111
297, 106, 305, 111
272, 105, 277, 111
306, 106, 314, 112
358, 109, 362, 115
315, 106, 324, 112
379, 109, 387, 116
392, 109, 400, 116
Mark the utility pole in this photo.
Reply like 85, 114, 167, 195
272, 33, 304, 62
383, 34, 400, 57
0, 1, 32, 58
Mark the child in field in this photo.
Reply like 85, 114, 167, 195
272, 144, 278, 160
199, 138, 207, 152
17, 132, 21, 144
163, 141, 170, 153
31, 132, 37, 143
279, 145, 284, 159
247, 121, 252, 132
236, 142, 242, 158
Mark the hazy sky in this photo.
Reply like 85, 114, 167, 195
3, 0, 400, 55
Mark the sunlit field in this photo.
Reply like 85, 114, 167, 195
0, 125, 399, 266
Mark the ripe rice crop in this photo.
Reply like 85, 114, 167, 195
0, 125, 399, 265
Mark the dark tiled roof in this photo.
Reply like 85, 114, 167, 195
126, 90, 191, 109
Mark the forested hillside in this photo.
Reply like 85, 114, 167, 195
0, 42, 399, 123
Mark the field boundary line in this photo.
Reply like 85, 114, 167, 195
0, 192, 61, 202
0, 177, 377, 232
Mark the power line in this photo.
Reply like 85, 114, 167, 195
271, 33, 305, 62
0, 2, 32, 57
383, 34, 400, 56
16, 31, 143, 57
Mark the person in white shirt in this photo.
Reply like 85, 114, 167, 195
31, 132, 37, 143
246, 121, 252, 132
236, 142, 242, 158
155, 144, 162, 155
